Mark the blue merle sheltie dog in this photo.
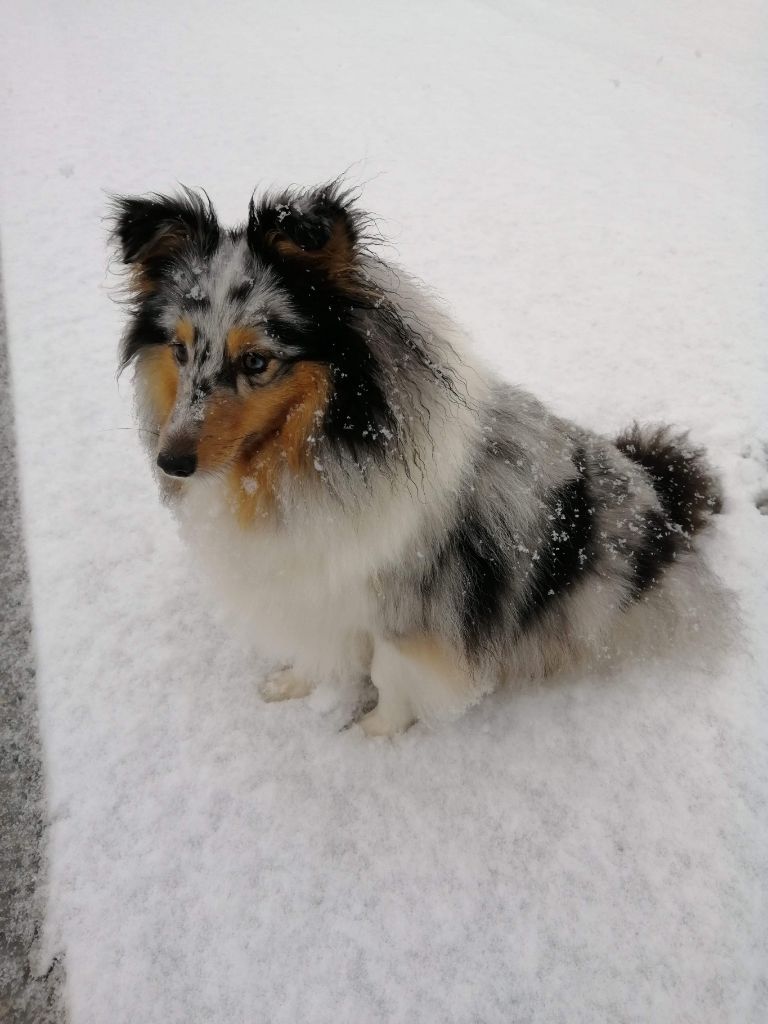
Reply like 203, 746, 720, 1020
112, 182, 724, 735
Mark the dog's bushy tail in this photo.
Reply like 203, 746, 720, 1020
616, 423, 723, 535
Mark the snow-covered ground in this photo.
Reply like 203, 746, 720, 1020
1, 1, 767, 1021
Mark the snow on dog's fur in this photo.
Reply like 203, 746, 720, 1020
111, 182, 725, 735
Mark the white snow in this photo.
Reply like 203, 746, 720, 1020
1, 1, 767, 1022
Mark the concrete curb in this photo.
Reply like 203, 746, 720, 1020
0, 260, 67, 1022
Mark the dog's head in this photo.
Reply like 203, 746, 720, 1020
112, 184, 396, 492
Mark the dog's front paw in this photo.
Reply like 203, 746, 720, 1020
259, 668, 314, 703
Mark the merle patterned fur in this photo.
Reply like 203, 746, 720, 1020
112, 181, 725, 708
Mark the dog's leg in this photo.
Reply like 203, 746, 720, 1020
259, 667, 314, 703
359, 639, 416, 736
360, 634, 480, 736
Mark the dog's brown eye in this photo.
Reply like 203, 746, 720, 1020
242, 351, 269, 375
171, 343, 188, 366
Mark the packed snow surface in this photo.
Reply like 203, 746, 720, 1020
1, 2, 767, 1022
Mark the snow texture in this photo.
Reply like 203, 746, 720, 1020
1, 1, 767, 1021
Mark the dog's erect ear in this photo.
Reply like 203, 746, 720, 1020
111, 190, 219, 289
247, 184, 359, 280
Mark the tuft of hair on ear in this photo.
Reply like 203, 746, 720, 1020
109, 187, 219, 293
246, 180, 364, 281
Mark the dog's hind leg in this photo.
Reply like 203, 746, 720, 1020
360, 635, 482, 736
359, 641, 416, 736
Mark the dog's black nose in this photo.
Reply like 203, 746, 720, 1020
157, 451, 197, 478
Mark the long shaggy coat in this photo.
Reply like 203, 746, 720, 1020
112, 183, 724, 734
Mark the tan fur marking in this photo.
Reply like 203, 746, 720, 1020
140, 224, 190, 263
189, 362, 328, 522
175, 318, 195, 345
127, 228, 191, 296
128, 266, 155, 296
226, 326, 263, 359
267, 219, 355, 280
140, 346, 178, 427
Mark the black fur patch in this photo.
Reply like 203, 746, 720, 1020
615, 423, 722, 534
120, 302, 166, 369
265, 278, 397, 464
455, 513, 508, 657
246, 182, 359, 256
519, 449, 595, 625
228, 281, 253, 304
424, 499, 509, 659
627, 509, 680, 597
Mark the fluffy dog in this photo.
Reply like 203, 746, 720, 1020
112, 182, 723, 735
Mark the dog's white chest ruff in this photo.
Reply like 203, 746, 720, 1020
176, 479, 384, 682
